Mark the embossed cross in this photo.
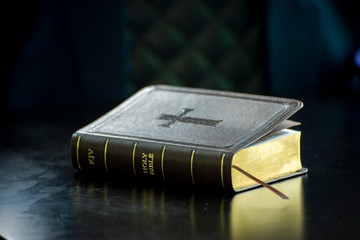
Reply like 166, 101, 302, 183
158, 108, 222, 128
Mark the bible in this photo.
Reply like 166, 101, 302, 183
71, 85, 307, 192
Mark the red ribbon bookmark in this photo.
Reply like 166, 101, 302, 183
232, 165, 289, 200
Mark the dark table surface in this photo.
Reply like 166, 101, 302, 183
0, 94, 359, 240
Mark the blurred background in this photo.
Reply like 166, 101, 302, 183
3, 0, 360, 113
1, 2, 360, 239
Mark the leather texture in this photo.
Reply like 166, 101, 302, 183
71, 85, 302, 191
81, 85, 302, 152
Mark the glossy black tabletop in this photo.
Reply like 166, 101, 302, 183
0, 94, 359, 240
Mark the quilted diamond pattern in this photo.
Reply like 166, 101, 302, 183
130, 0, 267, 93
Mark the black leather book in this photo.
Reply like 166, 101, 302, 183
71, 85, 306, 192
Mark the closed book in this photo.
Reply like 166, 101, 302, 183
71, 85, 307, 192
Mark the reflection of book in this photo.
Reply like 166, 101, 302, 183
230, 176, 305, 240
71, 85, 306, 191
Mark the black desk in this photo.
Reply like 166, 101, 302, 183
1, 95, 359, 240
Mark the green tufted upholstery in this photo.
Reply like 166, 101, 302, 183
129, 0, 268, 94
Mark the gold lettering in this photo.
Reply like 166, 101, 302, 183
88, 148, 95, 165
148, 153, 155, 175
141, 152, 155, 175
142, 153, 148, 174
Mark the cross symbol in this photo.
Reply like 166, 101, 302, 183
158, 108, 223, 128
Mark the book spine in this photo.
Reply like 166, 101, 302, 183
70, 133, 234, 191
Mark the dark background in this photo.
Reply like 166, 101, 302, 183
3, 0, 360, 111
1, 0, 360, 239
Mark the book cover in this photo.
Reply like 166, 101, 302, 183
71, 85, 305, 192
